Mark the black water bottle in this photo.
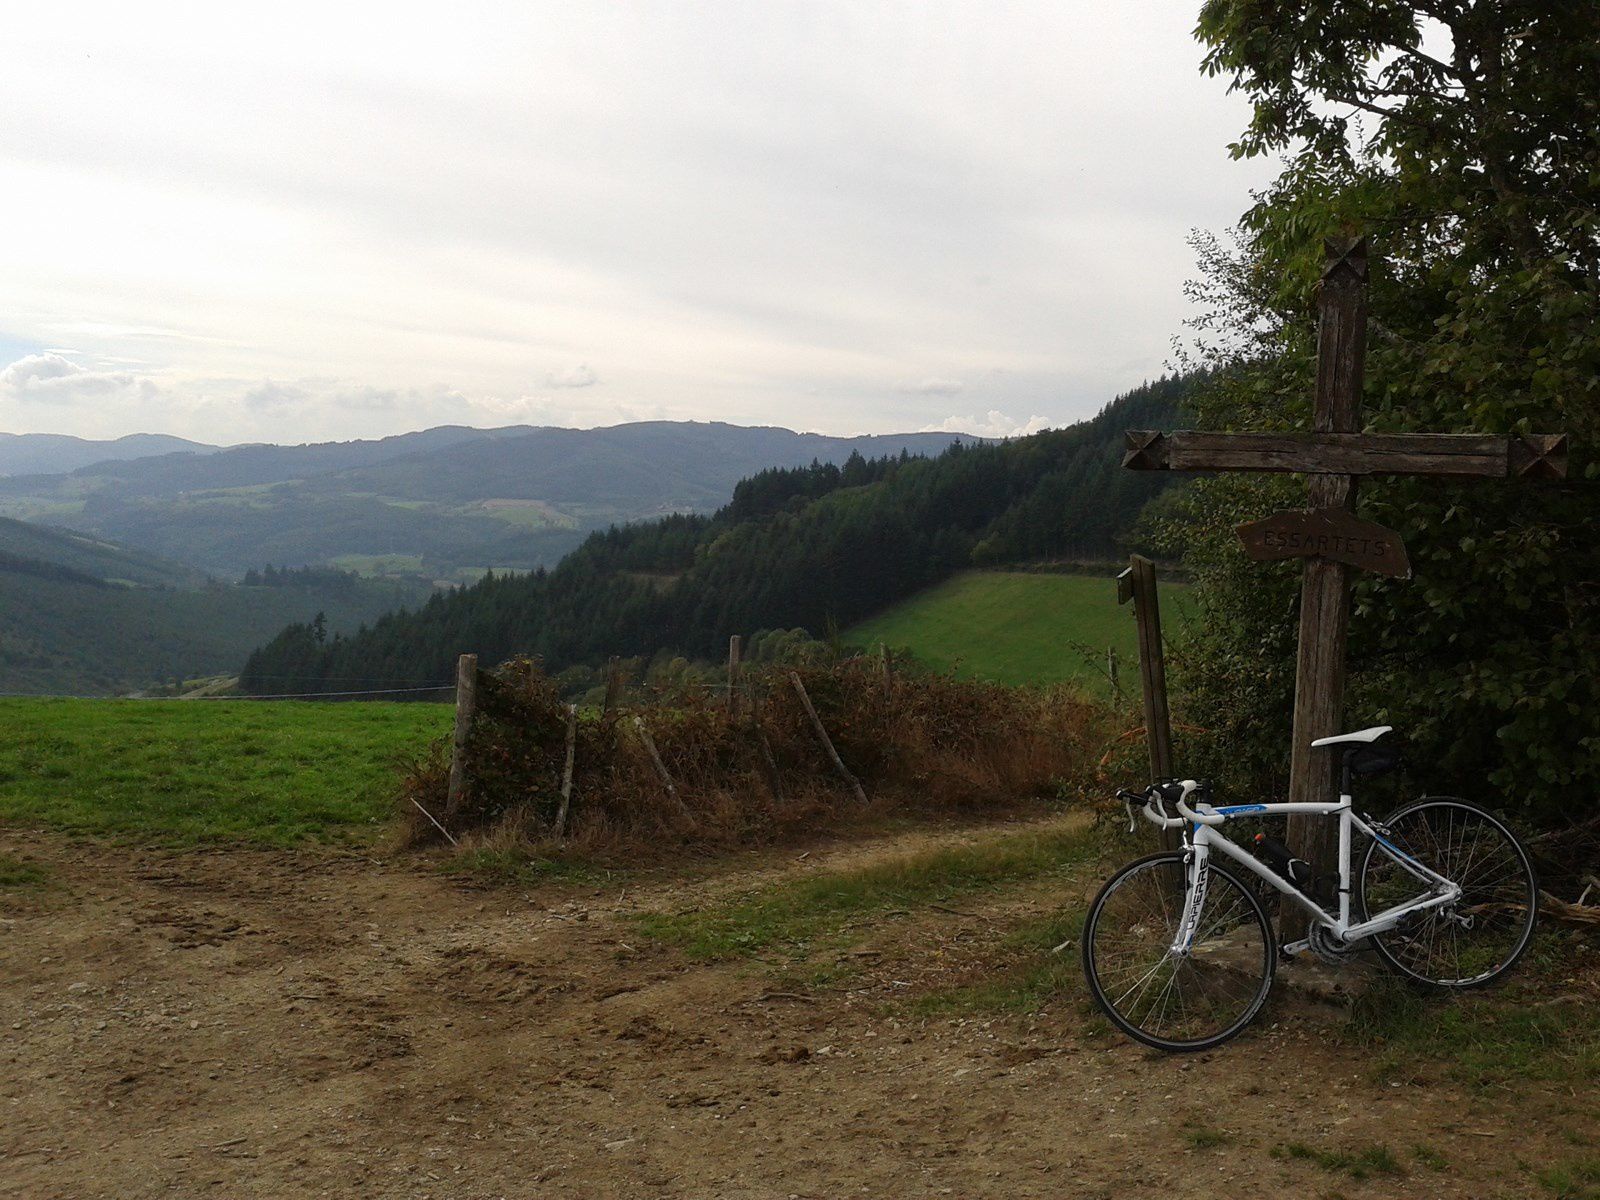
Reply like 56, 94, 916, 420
1252, 833, 1313, 891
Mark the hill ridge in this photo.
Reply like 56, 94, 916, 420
240, 376, 1191, 693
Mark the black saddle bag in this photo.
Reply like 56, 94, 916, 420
1346, 742, 1401, 777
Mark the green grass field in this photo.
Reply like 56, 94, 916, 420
846, 570, 1190, 691
0, 699, 451, 846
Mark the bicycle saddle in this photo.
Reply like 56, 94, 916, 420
1310, 725, 1392, 748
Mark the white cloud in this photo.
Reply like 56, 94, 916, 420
1, 353, 85, 389
897, 377, 964, 396
242, 379, 310, 411
0, 352, 158, 405
923, 410, 1053, 439
547, 363, 598, 389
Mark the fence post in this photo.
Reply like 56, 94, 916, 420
1117, 556, 1178, 853
789, 671, 867, 805
554, 703, 578, 838
727, 635, 743, 721
445, 653, 478, 818
603, 656, 624, 715
746, 687, 785, 803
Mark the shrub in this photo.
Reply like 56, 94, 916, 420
399, 653, 1118, 857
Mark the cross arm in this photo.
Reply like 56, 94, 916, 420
1123, 430, 1568, 480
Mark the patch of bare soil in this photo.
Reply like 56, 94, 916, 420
0, 823, 1589, 1199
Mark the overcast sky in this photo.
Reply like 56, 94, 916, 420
0, 2, 1277, 445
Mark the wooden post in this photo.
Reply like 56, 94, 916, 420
789, 672, 868, 805
632, 716, 695, 825
1279, 240, 1368, 937
878, 643, 893, 689
1107, 646, 1121, 702
553, 703, 578, 838
445, 653, 477, 818
1117, 558, 1177, 851
1117, 556, 1175, 780
727, 635, 743, 721
602, 657, 624, 716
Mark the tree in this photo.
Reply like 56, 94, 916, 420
1168, 1, 1600, 823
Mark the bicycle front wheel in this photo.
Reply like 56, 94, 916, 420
1360, 797, 1538, 988
1082, 853, 1275, 1052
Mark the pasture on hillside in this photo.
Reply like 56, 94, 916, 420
0, 698, 450, 845
846, 569, 1192, 692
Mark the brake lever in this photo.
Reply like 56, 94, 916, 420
1124, 796, 1138, 833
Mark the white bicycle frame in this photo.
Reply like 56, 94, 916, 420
1139, 780, 1462, 955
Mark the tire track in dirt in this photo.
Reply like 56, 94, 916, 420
0, 823, 1590, 1198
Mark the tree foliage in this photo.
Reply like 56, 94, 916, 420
1167, 1, 1600, 824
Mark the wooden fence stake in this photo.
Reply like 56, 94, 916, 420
553, 703, 578, 838
632, 716, 695, 825
602, 657, 624, 716
727, 635, 743, 721
878, 644, 893, 689
747, 689, 785, 803
410, 799, 458, 846
445, 653, 477, 818
789, 672, 867, 805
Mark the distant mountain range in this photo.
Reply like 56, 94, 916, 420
241, 378, 1191, 696
0, 422, 981, 581
0, 432, 220, 477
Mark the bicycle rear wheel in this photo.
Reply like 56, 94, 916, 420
1359, 798, 1538, 988
1081, 853, 1275, 1052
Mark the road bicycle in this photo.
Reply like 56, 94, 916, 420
1081, 726, 1539, 1052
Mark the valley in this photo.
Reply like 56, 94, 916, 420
0, 422, 978, 581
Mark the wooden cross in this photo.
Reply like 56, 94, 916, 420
1124, 236, 1568, 928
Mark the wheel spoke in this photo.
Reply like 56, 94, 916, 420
1085, 857, 1272, 1050
1362, 801, 1536, 987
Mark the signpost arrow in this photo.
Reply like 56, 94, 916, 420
1236, 507, 1411, 579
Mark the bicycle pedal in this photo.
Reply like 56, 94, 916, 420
1280, 938, 1311, 959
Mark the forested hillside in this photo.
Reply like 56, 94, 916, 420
240, 377, 1188, 692
0, 517, 430, 695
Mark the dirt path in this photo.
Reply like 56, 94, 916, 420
0, 822, 1589, 1199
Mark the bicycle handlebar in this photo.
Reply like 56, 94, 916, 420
1174, 784, 1225, 827
1121, 783, 1185, 831
1120, 779, 1225, 831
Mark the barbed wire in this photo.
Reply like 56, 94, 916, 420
0, 685, 457, 700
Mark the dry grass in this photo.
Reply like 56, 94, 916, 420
398, 655, 1124, 861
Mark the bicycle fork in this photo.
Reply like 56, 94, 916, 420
1168, 842, 1211, 957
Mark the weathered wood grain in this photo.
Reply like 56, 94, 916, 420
1281, 238, 1368, 936
1237, 506, 1411, 578
553, 703, 577, 838
1126, 430, 1511, 476
1118, 556, 1178, 852
445, 653, 477, 818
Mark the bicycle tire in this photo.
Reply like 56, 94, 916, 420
1081, 852, 1276, 1052
1359, 797, 1538, 989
